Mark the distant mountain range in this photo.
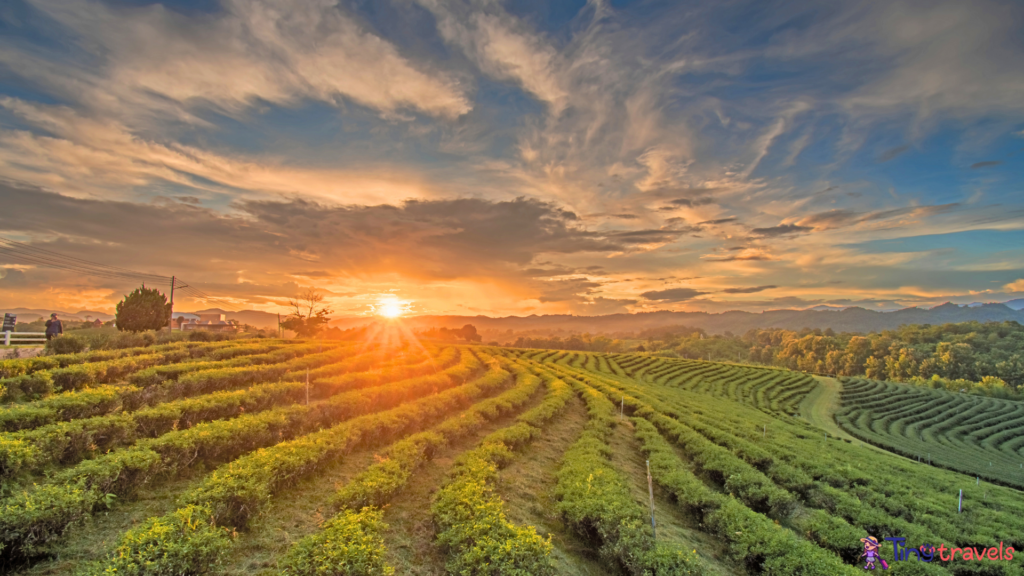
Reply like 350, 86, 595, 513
1, 308, 115, 322
6, 300, 1024, 335
332, 302, 1024, 336
1005, 299, 1024, 311
0, 308, 284, 328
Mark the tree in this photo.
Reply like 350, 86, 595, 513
459, 324, 481, 342
115, 285, 172, 333
281, 289, 332, 338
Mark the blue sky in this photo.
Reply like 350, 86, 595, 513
0, 0, 1022, 316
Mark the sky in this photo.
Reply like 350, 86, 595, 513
0, 0, 1023, 318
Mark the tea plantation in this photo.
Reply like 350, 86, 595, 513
1, 335, 1022, 575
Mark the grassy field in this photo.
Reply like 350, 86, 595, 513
1, 334, 1023, 575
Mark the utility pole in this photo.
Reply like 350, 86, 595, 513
168, 276, 175, 333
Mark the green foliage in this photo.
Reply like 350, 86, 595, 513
433, 453, 554, 575
837, 376, 1024, 489
115, 286, 172, 333
44, 334, 87, 355
280, 508, 394, 576
12, 342, 1024, 574
85, 504, 231, 576
553, 378, 704, 576
510, 333, 623, 352
426, 364, 575, 576
280, 315, 330, 338
419, 324, 483, 343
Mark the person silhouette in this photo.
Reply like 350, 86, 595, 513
44, 313, 63, 341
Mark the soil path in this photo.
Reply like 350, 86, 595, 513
799, 376, 856, 441
800, 376, 894, 456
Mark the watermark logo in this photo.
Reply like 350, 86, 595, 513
857, 535, 1016, 569
860, 536, 889, 570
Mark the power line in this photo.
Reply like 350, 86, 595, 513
174, 284, 246, 313
0, 238, 170, 283
0, 247, 167, 283
0, 236, 251, 314
0, 237, 170, 280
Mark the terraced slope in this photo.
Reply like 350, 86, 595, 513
4, 341, 1024, 576
836, 377, 1024, 489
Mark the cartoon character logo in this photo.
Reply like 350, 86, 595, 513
860, 536, 889, 570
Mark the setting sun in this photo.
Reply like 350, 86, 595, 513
377, 299, 406, 318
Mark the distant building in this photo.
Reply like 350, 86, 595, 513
180, 312, 238, 332
172, 313, 200, 330
92, 319, 103, 327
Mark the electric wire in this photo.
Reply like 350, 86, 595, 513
0, 237, 170, 280
0, 247, 167, 283
0, 236, 247, 314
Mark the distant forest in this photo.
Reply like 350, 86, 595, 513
509, 321, 1024, 399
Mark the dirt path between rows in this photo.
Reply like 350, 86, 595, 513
799, 376, 856, 441
800, 376, 895, 456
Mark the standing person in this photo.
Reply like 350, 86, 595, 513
44, 313, 63, 341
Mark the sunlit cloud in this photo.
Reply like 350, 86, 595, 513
0, 0, 1022, 316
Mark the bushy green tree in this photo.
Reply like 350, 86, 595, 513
115, 285, 172, 333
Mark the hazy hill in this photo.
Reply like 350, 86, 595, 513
1, 308, 115, 322
332, 302, 1024, 336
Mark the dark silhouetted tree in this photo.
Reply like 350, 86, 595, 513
281, 289, 332, 338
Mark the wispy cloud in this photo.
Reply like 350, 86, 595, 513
9, 0, 471, 121
0, 0, 1022, 315
640, 287, 708, 302
970, 161, 1003, 169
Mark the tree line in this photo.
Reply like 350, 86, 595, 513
650, 321, 1021, 398
509, 321, 1024, 399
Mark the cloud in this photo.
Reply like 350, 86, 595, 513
1005, 279, 1024, 293
11, 0, 471, 120
792, 204, 961, 231
699, 217, 739, 226
604, 229, 687, 246
748, 223, 813, 237
670, 197, 715, 208
536, 278, 602, 303
722, 285, 777, 294
970, 161, 1003, 169
0, 97, 439, 204
0, 182, 687, 287
579, 297, 638, 315
414, 0, 567, 110
840, 1, 1024, 120
704, 253, 774, 262
0, 268, 30, 288
878, 145, 910, 162
640, 287, 707, 302
532, 277, 635, 315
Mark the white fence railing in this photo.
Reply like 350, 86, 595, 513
3, 331, 46, 346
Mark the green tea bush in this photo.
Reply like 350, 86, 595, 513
280, 508, 394, 576
84, 504, 231, 576
554, 379, 703, 576
432, 451, 554, 576
44, 334, 87, 355
0, 351, 478, 560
